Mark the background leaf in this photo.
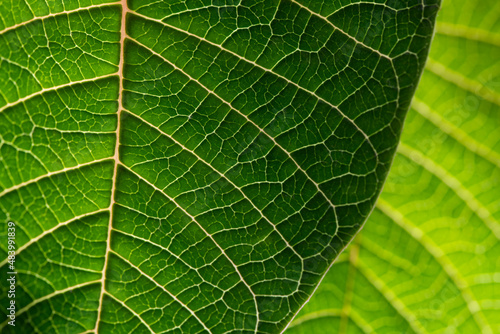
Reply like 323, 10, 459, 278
287, 0, 500, 332
0, 1, 438, 333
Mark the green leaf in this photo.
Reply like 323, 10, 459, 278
0, 1, 438, 333
287, 0, 500, 333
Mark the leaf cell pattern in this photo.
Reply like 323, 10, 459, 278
287, 0, 500, 333
0, 1, 438, 333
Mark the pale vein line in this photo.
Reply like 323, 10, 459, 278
64, 15, 121, 69
128, 11, 379, 161
0, 280, 101, 329
397, 143, 500, 240
32, 128, 116, 134
105, 292, 155, 334
290, 0, 394, 60
0, 74, 116, 114
0, 2, 121, 36
123, 109, 305, 262
0, 138, 49, 179
119, 164, 253, 333
281, 148, 389, 334
0, 56, 43, 88
288, 309, 342, 329
411, 97, 500, 169
360, 236, 419, 276
436, 22, 500, 48
46, 258, 102, 273
287, 309, 372, 334
112, 227, 221, 289
291, 0, 403, 142
94, 1, 127, 332
157, 3, 243, 22
425, 58, 500, 107
111, 250, 211, 333
328, 1, 399, 17
16, 269, 54, 290
21, 0, 35, 18
280, 221, 367, 333
376, 199, 491, 334
157, 0, 396, 29
0, 157, 112, 197
114, 196, 305, 269
130, 38, 340, 238
470, 273, 500, 286
355, 254, 428, 334
339, 238, 360, 334
0, 208, 108, 267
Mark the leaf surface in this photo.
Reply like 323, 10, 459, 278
0, 1, 438, 333
287, 0, 500, 332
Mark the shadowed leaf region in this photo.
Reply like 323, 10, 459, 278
287, 0, 500, 333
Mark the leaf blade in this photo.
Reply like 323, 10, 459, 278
0, 1, 439, 332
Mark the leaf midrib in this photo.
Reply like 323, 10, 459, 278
93, 0, 128, 331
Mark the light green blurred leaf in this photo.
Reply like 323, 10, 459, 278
287, 0, 500, 333
0, 1, 438, 333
